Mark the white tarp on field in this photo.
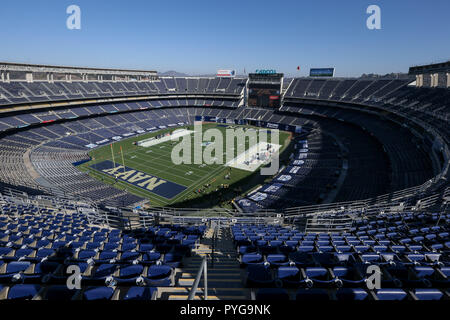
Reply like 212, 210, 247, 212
225, 141, 281, 172
138, 129, 194, 148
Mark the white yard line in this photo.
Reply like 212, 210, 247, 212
170, 161, 229, 203
120, 142, 217, 187
225, 142, 281, 172
123, 157, 199, 185
135, 151, 214, 175
102, 125, 281, 204
126, 146, 214, 177
138, 129, 194, 147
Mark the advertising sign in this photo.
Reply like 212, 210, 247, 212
217, 69, 236, 77
309, 68, 335, 77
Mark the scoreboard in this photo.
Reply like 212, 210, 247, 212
247, 72, 283, 108
309, 68, 335, 77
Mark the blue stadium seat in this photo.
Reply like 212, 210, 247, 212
45, 285, 78, 300
246, 265, 274, 287
266, 254, 289, 267
123, 286, 156, 300
141, 252, 161, 265
304, 267, 341, 288
138, 243, 154, 252
119, 251, 140, 262
335, 288, 368, 300
145, 265, 173, 286
112, 264, 144, 285
296, 288, 329, 300
289, 252, 315, 267
256, 288, 290, 300
239, 245, 257, 255
7, 284, 41, 300
163, 253, 182, 268
277, 266, 303, 287
332, 266, 366, 288
414, 289, 444, 300
241, 253, 264, 267
83, 286, 114, 300
89, 263, 119, 281
95, 251, 119, 263
77, 249, 97, 260
375, 289, 407, 300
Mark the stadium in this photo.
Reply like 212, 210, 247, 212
0, 1, 448, 309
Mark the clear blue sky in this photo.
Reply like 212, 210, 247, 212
0, 0, 448, 77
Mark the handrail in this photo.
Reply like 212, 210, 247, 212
188, 257, 208, 300
211, 224, 219, 269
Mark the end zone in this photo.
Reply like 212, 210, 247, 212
225, 141, 281, 172
137, 129, 194, 148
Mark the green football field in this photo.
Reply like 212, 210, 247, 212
78, 123, 292, 207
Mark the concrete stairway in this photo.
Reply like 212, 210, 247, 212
158, 227, 249, 300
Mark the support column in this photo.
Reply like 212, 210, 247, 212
26, 72, 33, 83
432, 73, 438, 87
416, 74, 423, 87
422, 74, 431, 87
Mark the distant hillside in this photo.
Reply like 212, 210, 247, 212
160, 70, 411, 79
360, 72, 412, 79
158, 71, 247, 77
158, 70, 190, 77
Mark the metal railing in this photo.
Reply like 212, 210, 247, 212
187, 257, 208, 300
305, 215, 354, 233
211, 223, 219, 269
2, 173, 449, 234
145, 206, 278, 218
283, 179, 445, 218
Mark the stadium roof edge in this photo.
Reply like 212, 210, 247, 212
0, 61, 157, 75
158, 76, 248, 79
409, 60, 450, 75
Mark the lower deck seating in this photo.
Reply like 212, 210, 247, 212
0, 207, 206, 300
233, 211, 450, 300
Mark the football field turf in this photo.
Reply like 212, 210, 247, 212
79, 123, 291, 207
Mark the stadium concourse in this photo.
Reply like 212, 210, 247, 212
0, 62, 448, 300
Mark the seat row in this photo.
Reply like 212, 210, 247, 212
254, 287, 449, 301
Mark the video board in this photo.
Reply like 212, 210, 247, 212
247, 72, 283, 108
309, 68, 335, 77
